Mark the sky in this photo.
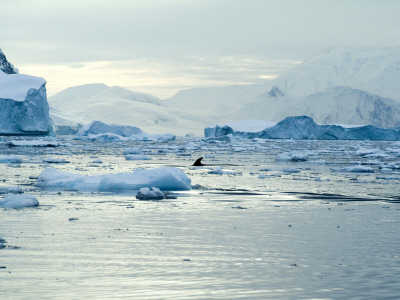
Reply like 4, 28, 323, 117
1, 0, 400, 99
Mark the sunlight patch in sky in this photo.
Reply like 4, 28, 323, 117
20, 56, 297, 99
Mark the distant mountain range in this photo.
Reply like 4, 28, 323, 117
49, 46, 400, 135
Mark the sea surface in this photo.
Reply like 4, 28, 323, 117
1, 136, 400, 299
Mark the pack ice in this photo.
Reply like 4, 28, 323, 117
0, 49, 52, 135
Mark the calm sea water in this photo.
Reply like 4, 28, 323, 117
1, 137, 400, 299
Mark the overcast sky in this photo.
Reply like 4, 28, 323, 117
1, 0, 400, 98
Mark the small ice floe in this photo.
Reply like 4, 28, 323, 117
208, 167, 239, 175
232, 205, 248, 209
355, 148, 383, 156
0, 186, 23, 194
36, 167, 191, 191
0, 155, 23, 164
0, 238, 7, 249
43, 157, 70, 164
136, 187, 165, 200
91, 159, 103, 164
309, 159, 327, 165
8, 140, 60, 147
332, 165, 374, 173
125, 154, 152, 161
276, 150, 310, 162
0, 193, 39, 208
376, 176, 400, 181
123, 147, 142, 155
281, 168, 301, 174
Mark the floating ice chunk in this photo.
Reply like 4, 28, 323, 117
355, 148, 382, 156
125, 154, 152, 161
276, 151, 309, 162
36, 167, 191, 191
335, 165, 375, 173
123, 147, 142, 155
281, 168, 301, 174
0, 186, 23, 194
208, 167, 239, 175
7, 140, 60, 147
136, 187, 165, 200
76, 121, 176, 142
0, 193, 39, 208
0, 155, 23, 163
43, 157, 70, 164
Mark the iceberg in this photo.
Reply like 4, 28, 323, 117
205, 116, 400, 141
0, 49, 52, 135
136, 187, 165, 200
36, 167, 191, 191
0, 193, 39, 209
76, 121, 176, 142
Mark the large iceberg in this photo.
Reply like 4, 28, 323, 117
0, 49, 52, 135
36, 167, 191, 191
205, 116, 400, 141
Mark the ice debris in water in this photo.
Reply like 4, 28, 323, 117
125, 154, 151, 161
0, 186, 23, 194
43, 157, 70, 164
276, 151, 310, 162
7, 140, 60, 147
123, 147, 142, 155
0, 193, 39, 208
0, 155, 23, 163
136, 187, 165, 200
36, 167, 191, 191
333, 165, 375, 173
208, 167, 239, 175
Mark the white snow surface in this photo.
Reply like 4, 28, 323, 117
0, 70, 45, 101
36, 167, 191, 191
0, 193, 39, 208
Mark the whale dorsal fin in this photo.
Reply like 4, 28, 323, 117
192, 157, 204, 166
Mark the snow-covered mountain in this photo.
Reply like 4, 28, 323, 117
165, 84, 268, 116
0, 48, 18, 74
265, 46, 400, 101
50, 47, 400, 135
231, 47, 400, 128
48, 83, 208, 135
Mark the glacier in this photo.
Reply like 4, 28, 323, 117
205, 116, 400, 141
0, 49, 52, 135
